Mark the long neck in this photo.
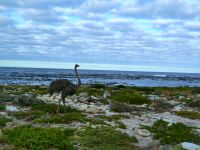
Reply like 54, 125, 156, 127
75, 66, 81, 89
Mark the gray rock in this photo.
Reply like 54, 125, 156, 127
196, 94, 200, 98
85, 107, 100, 113
103, 90, 111, 98
166, 100, 180, 106
181, 142, 200, 150
141, 140, 160, 150
79, 92, 88, 97
138, 129, 151, 137
0, 112, 8, 116
179, 96, 186, 100
148, 95, 161, 100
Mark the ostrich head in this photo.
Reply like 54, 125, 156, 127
75, 64, 80, 68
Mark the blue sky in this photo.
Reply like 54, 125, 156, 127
0, 0, 200, 73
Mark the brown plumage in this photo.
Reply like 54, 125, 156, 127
48, 64, 81, 113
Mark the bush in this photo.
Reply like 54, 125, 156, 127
1, 125, 75, 150
75, 126, 138, 150
142, 120, 200, 145
111, 90, 151, 105
0, 117, 12, 127
0, 105, 6, 110
90, 84, 106, 89
175, 111, 200, 120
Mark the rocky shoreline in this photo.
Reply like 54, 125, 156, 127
0, 85, 200, 150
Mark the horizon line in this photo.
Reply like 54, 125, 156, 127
0, 60, 199, 74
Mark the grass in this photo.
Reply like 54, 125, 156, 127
0, 117, 12, 127
75, 126, 138, 150
142, 120, 200, 145
175, 111, 200, 120
78, 86, 105, 97
111, 89, 151, 105
9, 111, 44, 120
34, 112, 86, 124
34, 113, 108, 126
1, 125, 76, 150
115, 120, 127, 129
0, 105, 6, 110
31, 103, 80, 114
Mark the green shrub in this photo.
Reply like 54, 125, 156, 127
175, 111, 200, 120
9, 111, 44, 120
31, 103, 80, 114
0, 105, 6, 110
1, 125, 75, 150
75, 126, 138, 150
34, 112, 86, 124
111, 91, 151, 105
142, 120, 200, 145
0, 117, 12, 127
90, 84, 106, 89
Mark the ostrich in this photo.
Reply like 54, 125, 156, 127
48, 64, 81, 113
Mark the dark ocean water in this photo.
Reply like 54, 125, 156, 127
0, 67, 200, 87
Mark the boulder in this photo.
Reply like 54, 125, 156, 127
181, 142, 200, 150
85, 107, 101, 113
148, 95, 161, 100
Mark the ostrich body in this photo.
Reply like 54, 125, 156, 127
48, 64, 81, 112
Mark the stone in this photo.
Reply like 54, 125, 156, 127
179, 96, 186, 100
0, 112, 8, 116
90, 96, 99, 100
141, 140, 160, 150
166, 100, 180, 106
148, 95, 161, 100
85, 107, 100, 113
161, 97, 168, 101
173, 105, 183, 111
6, 105, 19, 112
103, 90, 111, 98
79, 92, 88, 97
181, 142, 200, 150
138, 129, 151, 137
196, 94, 200, 98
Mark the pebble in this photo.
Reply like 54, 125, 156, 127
138, 129, 151, 137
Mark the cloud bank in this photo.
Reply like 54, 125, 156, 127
0, 0, 200, 72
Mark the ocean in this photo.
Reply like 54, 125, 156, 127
0, 67, 200, 87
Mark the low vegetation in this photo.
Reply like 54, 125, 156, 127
0, 105, 6, 110
111, 89, 151, 105
9, 111, 44, 120
31, 103, 80, 114
1, 125, 75, 150
142, 120, 200, 145
175, 111, 200, 120
0, 117, 12, 127
75, 126, 138, 150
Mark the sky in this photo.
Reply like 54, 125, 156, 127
0, 0, 200, 73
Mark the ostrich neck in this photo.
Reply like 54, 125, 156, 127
75, 67, 81, 88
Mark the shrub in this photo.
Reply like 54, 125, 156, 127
175, 111, 200, 120
90, 84, 106, 89
142, 120, 200, 145
75, 126, 138, 150
0, 117, 12, 127
1, 125, 75, 150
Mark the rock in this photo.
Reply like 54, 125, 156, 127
85, 107, 100, 113
173, 104, 184, 111
6, 105, 19, 112
196, 94, 200, 98
148, 95, 161, 100
141, 140, 160, 150
103, 90, 111, 98
17, 94, 42, 106
0, 112, 8, 116
161, 97, 168, 101
138, 129, 151, 137
90, 96, 99, 100
181, 142, 200, 150
79, 92, 88, 97
166, 100, 180, 106
179, 96, 185, 100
